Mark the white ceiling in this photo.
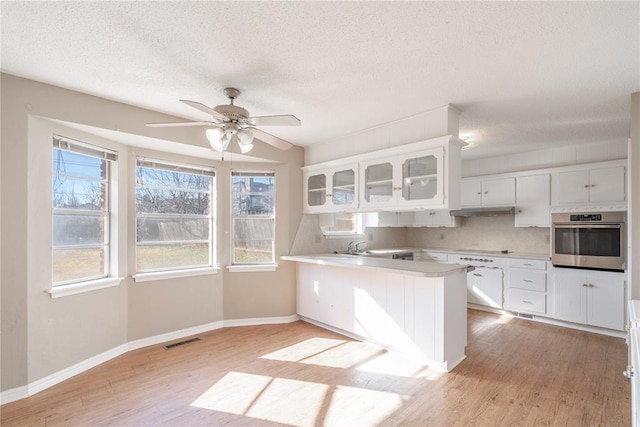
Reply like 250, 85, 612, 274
1, 1, 638, 160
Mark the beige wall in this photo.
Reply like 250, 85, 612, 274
1, 74, 303, 392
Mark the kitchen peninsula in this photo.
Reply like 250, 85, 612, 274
281, 254, 469, 371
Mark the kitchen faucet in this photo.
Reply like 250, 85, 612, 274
347, 240, 366, 254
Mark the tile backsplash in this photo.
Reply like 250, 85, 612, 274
290, 214, 550, 256
404, 215, 550, 255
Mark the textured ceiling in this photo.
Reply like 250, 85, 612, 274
1, 1, 639, 160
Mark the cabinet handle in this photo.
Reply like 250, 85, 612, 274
584, 184, 590, 188
591, 184, 596, 188
624, 366, 634, 379
523, 263, 533, 266
523, 279, 533, 283
582, 283, 589, 287
522, 300, 533, 304
626, 323, 632, 332
473, 273, 482, 277
477, 192, 481, 195
484, 191, 488, 194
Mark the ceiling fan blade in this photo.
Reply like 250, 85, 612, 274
146, 121, 217, 128
248, 114, 301, 127
180, 99, 227, 122
252, 128, 294, 150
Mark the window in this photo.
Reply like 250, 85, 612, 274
52, 135, 117, 286
136, 158, 215, 273
319, 212, 371, 238
231, 170, 275, 264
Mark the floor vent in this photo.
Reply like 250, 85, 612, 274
163, 337, 201, 350
516, 312, 534, 320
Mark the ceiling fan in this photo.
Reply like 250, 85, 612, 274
147, 87, 301, 153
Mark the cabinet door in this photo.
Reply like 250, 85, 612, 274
555, 170, 590, 204
361, 159, 394, 208
587, 274, 625, 330
330, 167, 358, 209
305, 172, 328, 212
515, 174, 550, 227
377, 211, 414, 226
398, 148, 444, 207
481, 177, 516, 206
431, 210, 455, 226
589, 166, 625, 203
552, 271, 588, 324
468, 267, 503, 308
461, 180, 482, 207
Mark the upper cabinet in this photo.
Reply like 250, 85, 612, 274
302, 135, 464, 213
515, 174, 550, 227
360, 147, 444, 210
461, 177, 515, 207
552, 164, 626, 206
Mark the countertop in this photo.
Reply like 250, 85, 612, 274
280, 254, 471, 278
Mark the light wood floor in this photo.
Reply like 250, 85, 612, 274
1, 310, 630, 426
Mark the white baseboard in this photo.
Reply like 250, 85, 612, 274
223, 314, 299, 328
0, 385, 28, 405
0, 315, 298, 405
127, 320, 225, 352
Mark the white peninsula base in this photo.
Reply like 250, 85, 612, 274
291, 259, 468, 372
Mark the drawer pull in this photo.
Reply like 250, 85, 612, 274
523, 279, 533, 283
522, 300, 533, 304
473, 273, 482, 277
523, 263, 533, 266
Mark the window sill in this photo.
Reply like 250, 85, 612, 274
47, 277, 124, 299
226, 264, 278, 273
133, 267, 220, 283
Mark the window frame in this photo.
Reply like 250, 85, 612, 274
51, 135, 117, 287
230, 169, 277, 266
134, 157, 216, 277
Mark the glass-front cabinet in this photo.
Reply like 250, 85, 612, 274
360, 147, 444, 209
303, 164, 358, 213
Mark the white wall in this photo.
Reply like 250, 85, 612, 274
630, 92, 640, 298
0, 73, 303, 394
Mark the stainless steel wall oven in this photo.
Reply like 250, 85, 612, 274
551, 212, 626, 272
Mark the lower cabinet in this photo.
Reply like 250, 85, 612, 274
467, 267, 503, 308
552, 268, 626, 331
295, 262, 468, 371
506, 258, 548, 315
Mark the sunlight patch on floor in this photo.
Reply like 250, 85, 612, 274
324, 385, 406, 426
191, 371, 405, 427
355, 350, 442, 379
191, 371, 328, 427
260, 337, 347, 362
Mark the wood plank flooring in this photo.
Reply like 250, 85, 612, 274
1, 310, 630, 426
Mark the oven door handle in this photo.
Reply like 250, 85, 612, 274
553, 223, 622, 229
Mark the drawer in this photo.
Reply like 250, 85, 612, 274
508, 289, 546, 314
509, 258, 547, 270
509, 269, 546, 291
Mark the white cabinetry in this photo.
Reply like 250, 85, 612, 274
360, 147, 444, 210
552, 164, 626, 206
449, 254, 507, 309
506, 258, 548, 314
552, 268, 625, 331
377, 211, 415, 226
419, 251, 449, 262
303, 164, 358, 213
461, 177, 516, 207
412, 210, 456, 227
295, 261, 468, 371
515, 174, 550, 227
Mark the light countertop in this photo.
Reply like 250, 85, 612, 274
280, 253, 470, 278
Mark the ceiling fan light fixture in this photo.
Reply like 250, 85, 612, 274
236, 129, 254, 153
208, 129, 232, 152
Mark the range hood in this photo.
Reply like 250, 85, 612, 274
449, 206, 516, 217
